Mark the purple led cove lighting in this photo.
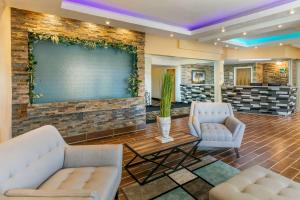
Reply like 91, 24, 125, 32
187, 0, 296, 30
64, 0, 296, 31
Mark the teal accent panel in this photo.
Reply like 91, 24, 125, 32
226, 31, 300, 47
33, 40, 132, 103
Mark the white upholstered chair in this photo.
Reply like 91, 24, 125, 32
188, 102, 245, 157
0, 125, 122, 200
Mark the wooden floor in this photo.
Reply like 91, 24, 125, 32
82, 112, 300, 199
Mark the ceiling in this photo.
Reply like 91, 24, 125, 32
5, 0, 300, 48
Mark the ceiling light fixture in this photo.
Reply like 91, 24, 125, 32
105, 20, 110, 25
214, 42, 218, 45
243, 32, 247, 36
290, 9, 295, 14
221, 27, 226, 33
254, 46, 258, 49
279, 43, 283, 46
170, 33, 174, 37
217, 38, 221, 41
277, 24, 282, 28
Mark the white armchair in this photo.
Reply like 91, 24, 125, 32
189, 102, 245, 157
0, 125, 122, 200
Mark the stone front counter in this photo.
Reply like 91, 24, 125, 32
180, 84, 214, 103
222, 85, 297, 116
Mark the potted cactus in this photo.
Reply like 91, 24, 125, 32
156, 72, 174, 143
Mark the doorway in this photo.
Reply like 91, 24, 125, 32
235, 67, 252, 85
151, 66, 176, 103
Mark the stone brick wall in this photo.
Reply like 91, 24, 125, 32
11, 8, 146, 143
224, 65, 235, 85
260, 62, 289, 85
181, 65, 214, 84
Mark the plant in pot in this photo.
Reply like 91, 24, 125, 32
156, 72, 174, 143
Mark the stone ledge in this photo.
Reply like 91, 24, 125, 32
25, 97, 145, 118
64, 124, 146, 144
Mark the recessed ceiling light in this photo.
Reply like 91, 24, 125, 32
217, 38, 221, 41
214, 42, 218, 45
290, 9, 295, 15
254, 46, 258, 49
170, 33, 174, 37
278, 24, 283, 28
243, 32, 247, 36
105, 20, 110, 25
221, 27, 226, 33
279, 43, 283, 46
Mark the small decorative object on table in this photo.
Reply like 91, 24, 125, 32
156, 72, 174, 143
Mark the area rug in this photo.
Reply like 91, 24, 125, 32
123, 156, 240, 200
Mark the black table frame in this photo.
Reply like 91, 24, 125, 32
125, 139, 202, 185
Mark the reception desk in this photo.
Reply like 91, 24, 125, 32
222, 85, 297, 116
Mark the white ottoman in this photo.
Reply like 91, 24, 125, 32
209, 165, 300, 200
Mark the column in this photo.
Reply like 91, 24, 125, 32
288, 59, 293, 86
296, 60, 300, 111
214, 60, 224, 102
0, 7, 12, 142
144, 55, 152, 106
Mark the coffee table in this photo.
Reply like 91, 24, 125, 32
124, 132, 202, 185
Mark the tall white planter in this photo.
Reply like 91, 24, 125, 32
156, 116, 174, 143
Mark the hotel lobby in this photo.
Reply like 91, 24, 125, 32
1, 0, 300, 200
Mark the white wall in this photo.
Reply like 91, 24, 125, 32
145, 35, 224, 60
0, 5, 12, 142
151, 66, 164, 99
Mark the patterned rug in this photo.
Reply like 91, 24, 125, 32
123, 156, 240, 200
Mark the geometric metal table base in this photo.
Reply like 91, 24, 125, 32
125, 139, 201, 185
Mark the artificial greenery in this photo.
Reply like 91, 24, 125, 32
27, 31, 140, 104
160, 72, 174, 117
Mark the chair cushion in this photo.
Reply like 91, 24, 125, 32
209, 165, 300, 200
39, 167, 119, 200
201, 123, 232, 141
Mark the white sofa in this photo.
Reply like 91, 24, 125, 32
210, 165, 300, 200
189, 102, 245, 157
0, 125, 122, 200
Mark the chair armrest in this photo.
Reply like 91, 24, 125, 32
4, 189, 99, 200
63, 144, 123, 169
188, 116, 201, 137
225, 116, 246, 141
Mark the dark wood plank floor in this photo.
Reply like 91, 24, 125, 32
81, 112, 300, 199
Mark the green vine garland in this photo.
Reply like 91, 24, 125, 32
27, 31, 141, 104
